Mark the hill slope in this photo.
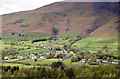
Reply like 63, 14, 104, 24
2, 2, 119, 39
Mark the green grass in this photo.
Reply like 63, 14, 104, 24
2, 32, 51, 41
62, 59, 71, 65
1, 63, 50, 68
15, 58, 60, 65
2, 32, 119, 68
72, 62, 84, 65
2, 59, 20, 62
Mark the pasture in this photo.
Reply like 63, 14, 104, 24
1, 32, 119, 67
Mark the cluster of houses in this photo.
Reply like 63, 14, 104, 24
27, 53, 45, 59
41, 45, 74, 54
3, 50, 71, 60
26, 49, 71, 59
40, 46, 53, 50
3, 45, 74, 60
4, 55, 24, 60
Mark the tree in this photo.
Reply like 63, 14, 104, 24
13, 71, 18, 77
57, 70, 67, 78
107, 57, 110, 63
110, 57, 113, 63
52, 26, 59, 38
71, 56, 76, 62
65, 68, 75, 79
46, 54, 52, 59
84, 55, 89, 63
34, 59, 37, 61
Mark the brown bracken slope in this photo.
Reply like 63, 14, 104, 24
2, 2, 119, 39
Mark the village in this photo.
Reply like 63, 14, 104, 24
3, 43, 119, 65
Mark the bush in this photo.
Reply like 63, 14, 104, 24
90, 62, 99, 65
25, 63, 31, 65
10, 42, 16, 45
34, 59, 37, 61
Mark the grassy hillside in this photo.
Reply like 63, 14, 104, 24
2, 2, 119, 40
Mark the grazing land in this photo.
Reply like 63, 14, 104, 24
1, 2, 120, 78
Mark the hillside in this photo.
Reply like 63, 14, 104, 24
2, 2, 119, 39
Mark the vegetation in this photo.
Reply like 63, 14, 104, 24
1, 32, 119, 78
52, 26, 59, 38
2, 64, 120, 78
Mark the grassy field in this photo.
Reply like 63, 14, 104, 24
1, 32, 119, 67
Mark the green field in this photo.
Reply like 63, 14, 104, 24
1, 32, 119, 68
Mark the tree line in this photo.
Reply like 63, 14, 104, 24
2, 63, 120, 78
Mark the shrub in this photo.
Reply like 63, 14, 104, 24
34, 59, 37, 61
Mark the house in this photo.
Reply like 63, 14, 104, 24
79, 59, 85, 62
4, 57, 10, 60
30, 54, 34, 57
64, 55, 69, 59
41, 46, 44, 48
56, 51, 60, 54
40, 54, 42, 56
40, 56, 45, 58
49, 47, 54, 50
31, 56, 37, 59
46, 53, 49, 55
43, 46, 46, 49
46, 51, 52, 55
73, 55, 76, 57
27, 55, 30, 58
70, 51, 74, 53
64, 50, 68, 53
45, 47, 48, 49
59, 51, 63, 53
17, 55, 23, 59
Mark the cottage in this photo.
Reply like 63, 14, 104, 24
27, 55, 30, 58
17, 55, 23, 59
64, 55, 69, 59
46, 51, 52, 55
31, 56, 37, 59
70, 51, 74, 53
56, 51, 60, 54
73, 55, 76, 57
43, 46, 46, 49
59, 51, 63, 53
45, 47, 48, 49
40, 54, 42, 56
30, 54, 34, 56
46, 53, 49, 55
4, 57, 10, 60
64, 50, 68, 53
49, 47, 54, 50
40, 56, 45, 58
79, 59, 85, 62
41, 46, 44, 48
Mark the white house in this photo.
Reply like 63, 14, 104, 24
43, 46, 46, 49
60, 51, 63, 53
30, 54, 35, 57
64, 50, 68, 53
73, 55, 76, 57
4, 57, 10, 60
56, 51, 60, 54
45, 47, 48, 49
49, 47, 54, 50
17, 56, 23, 59
40, 56, 45, 58
46, 51, 52, 55
31, 56, 37, 59
40, 54, 42, 56
70, 51, 74, 53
